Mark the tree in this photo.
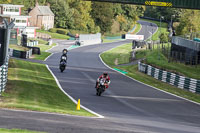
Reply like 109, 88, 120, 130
176, 10, 200, 35
91, 2, 114, 33
159, 33, 168, 43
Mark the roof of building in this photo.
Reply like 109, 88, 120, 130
37, 6, 54, 16
0, 4, 24, 7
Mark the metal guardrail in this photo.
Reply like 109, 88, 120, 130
172, 36, 200, 51
138, 62, 200, 94
0, 57, 9, 95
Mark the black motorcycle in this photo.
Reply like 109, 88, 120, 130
96, 78, 106, 96
59, 56, 67, 72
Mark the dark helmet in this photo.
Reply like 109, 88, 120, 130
63, 49, 68, 54
103, 72, 108, 77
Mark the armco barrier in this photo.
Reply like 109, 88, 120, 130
138, 62, 200, 94
0, 57, 9, 95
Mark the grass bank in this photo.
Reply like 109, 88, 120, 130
0, 59, 94, 117
0, 128, 45, 133
37, 30, 70, 40
101, 43, 132, 66
100, 43, 200, 103
9, 44, 30, 51
32, 41, 57, 61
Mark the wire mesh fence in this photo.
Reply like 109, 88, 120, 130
0, 57, 9, 95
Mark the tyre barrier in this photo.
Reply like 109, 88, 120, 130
138, 62, 200, 94
9, 48, 32, 59
27, 47, 41, 55
0, 57, 9, 95
27, 41, 39, 47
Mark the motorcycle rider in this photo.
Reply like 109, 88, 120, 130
60, 49, 68, 64
95, 72, 111, 90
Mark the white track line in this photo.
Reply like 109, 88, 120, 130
44, 53, 54, 62
44, 43, 59, 61
99, 48, 200, 106
46, 65, 104, 118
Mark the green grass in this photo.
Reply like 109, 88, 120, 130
100, 43, 132, 66
37, 43, 57, 52
37, 30, 70, 40
152, 27, 168, 41
0, 128, 45, 133
103, 39, 123, 43
32, 42, 57, 61
9, 44, 30, 51
0, 59, 94, 117
100, 43, 200, 103
144, 50, 200, 79
32, 52, 51, 60
140, 18, 168, 41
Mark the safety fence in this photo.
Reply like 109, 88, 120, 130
0, 57, 9, 95
138, 62, 200, 94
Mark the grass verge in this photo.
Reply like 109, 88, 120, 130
9, 44, 30, 51
37, 30, 70, 40
32, 52, 51, 61
0, 59, 94, 117
100, 43, 132, 66
0, 128, 45, 133
32, 42, 57, 61
100, 43, 200, 103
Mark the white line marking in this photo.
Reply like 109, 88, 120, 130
0, 108, 100, 119
44, 43, 59, 61
46, 65, 104, 118
44, 53, 54, 61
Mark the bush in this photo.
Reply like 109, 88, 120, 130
69, 29, 88, 35
49, 28, 57, 33
56, 29, 68, 35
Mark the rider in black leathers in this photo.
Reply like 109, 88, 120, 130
60, 49, 68, 64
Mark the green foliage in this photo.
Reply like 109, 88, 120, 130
159, 33, 168, 43
176, 10, 200, 35
144, 6, 182, 22
56, 28, 68, 35
49, 28, 57, 33
114, 4, 145, 33
37, 30, 70, 40
91, 2, 114, 33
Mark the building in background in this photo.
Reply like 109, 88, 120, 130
0, 4, 38, 38
29, 3, 54, 30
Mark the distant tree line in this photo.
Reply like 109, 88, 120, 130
1, 0, 200, 36
144, 6, 200, 36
